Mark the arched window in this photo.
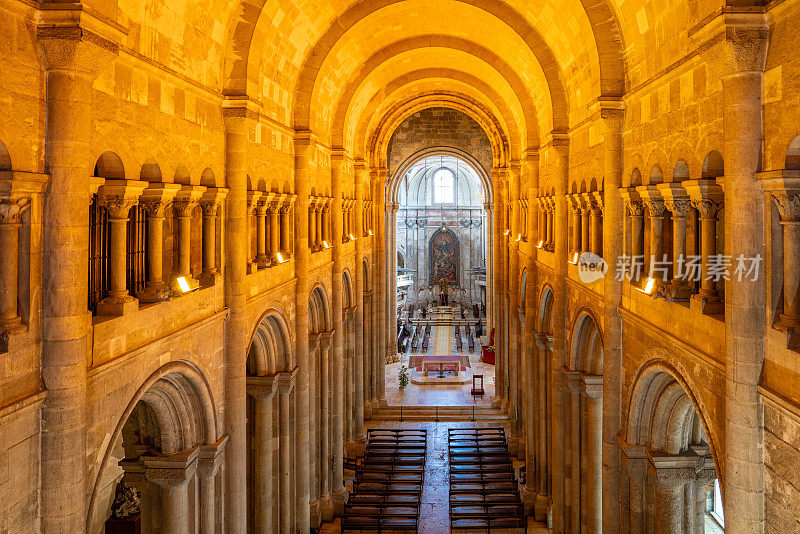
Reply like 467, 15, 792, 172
433, 167, 454, 204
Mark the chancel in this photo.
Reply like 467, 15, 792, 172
1, 1, 799, 533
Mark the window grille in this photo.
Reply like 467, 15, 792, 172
127, 204, 148, 297
88, 198, 109, 314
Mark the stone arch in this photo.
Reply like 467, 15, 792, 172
342, 269, 355, 309
538, 284, 554, 334
702, 151, 725, 179
673, 160, 690, 181
309, 283, 332, 333
388, 146, 492, 205
200, 167, 217, 187
174, 165, 191, 185
140, 159, 162, 182
786, 134, 800, 170
86, 360, 219, 532
648, 164, 664, 185
247, 308, 293, 375
0, 138, 11, 171
629, 168, 643, 188
569, 309, 603, 374
94, 151, 125, 180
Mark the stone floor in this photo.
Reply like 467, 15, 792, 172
320, 421, 548, 533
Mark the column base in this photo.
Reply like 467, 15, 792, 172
319, 494, 334, 522
345, 435, 366, 459
0, 316, 26, 335
521, 486, 537, 515
666, 282, 692, 302
331, 486, 348, 515
138, 284, 171, 303
309, 499, 321, 529
363, 400, 373, 420
534, 493, 550, 522
97, 295, 139, 316
690, 293, 723, 315
198, 271, 221, 288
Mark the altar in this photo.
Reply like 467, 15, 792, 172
421, 355, 461, 377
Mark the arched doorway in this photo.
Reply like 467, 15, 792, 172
564, 312, 604, 533
246, 310, 295, 533
624, 365, 721, 533
88, 362, 222, 534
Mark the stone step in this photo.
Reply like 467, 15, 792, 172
372, 405, 509, 421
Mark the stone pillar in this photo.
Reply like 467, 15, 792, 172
590, 195, 603, 256
372, 180, 384, 413
492, 173, 507, 405
570, 196, 582, 254
277, 369, 297, 534
96, 180, 148, 315
293, 134, 315, 531
550, 138, 570, 531
582, 376, 603, 534
685, 180, 724, 310
144, 452, 199, 534
639, 187, 666, 282
720, 15, 768, 532
37, 22, 117, 530
269, 201, 280, 259
581, 196, 591, 253
660, 184, 692, 300
280, 201, 292, 257
319, 331, 333, 519
565, 370, 582, 534
174, 185, 206, 284
600, 107, 624, 531
198, 436, 227, 534
484, 202, 494, 338
330, 155, 350, 512
374, 171, 389, 405
535, 334, 552, 520
648, 465, 691, 534
246, 191, 262, 272
255, 200, 268, 266
222, 102, 256, 534
139, 184, 181, 302
308, 334, 320, 522
507, 165, 521, 454
315, 202, 323, 248
620, 444, 648, 534
353, 164, 368, 441
546, 199, 555, 248
0, 197, 30, 332
522, 155, 540, 514
200, 187, 228, 286
247, 378, 276, 533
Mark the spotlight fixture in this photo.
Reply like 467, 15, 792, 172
367, 229, 374, 236
535, 240, 544, 249
637, 277, 657, 296
568, 252, 580, 264
515, 234, 523, 242
503, 229, 511, 236
323, 240, 330, 249
276, 252, 288, 263
349, 233, 356, 241
176, 276, 194, 293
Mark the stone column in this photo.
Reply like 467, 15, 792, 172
37, 23, 117, 530
307, 334, 320, 523
620, 444, 648, 534
569, 196, 582, 254
648, 465, 693, 534
255, 199, 268, 267
280, 201, 292, 257
660, 184, 692, 300
353, 164, 367, 441
330, 155, 349, 512
97, 180, 148, 315
764, 183, 800, 331
139, 184, 180, 302
685, 180, 723, 310
535, 334, 552, 520
492, 174, 507, 405
363, 292, 374, 420
198, 436, 227, 534
639, 187, 666, 281
269, 201, 280, 259
582, 376, 603, 534
484, 202, 494, 337
546, 199, 555, 248
0, 197, 30, 332
200, 187, 228, 286
293, 134, 315, 531
507, 164, 521, 454
246, 191, 262, 273
522, 155, 540, 514
277, 369, 297, 534
144, 452, 199, 534
319, 331, 333, 519
600, 107, 624, 530
372, 180, 383, 413
222, 103, 256, 534
550, 138, 570, 531
620, 189, 645, 282
590, 195, 603, 256
374, 173, 389, 405
565, 370, 583, 534
247, 377, 276, 534
173, 185, 206, 283
720, 15, 768, 532
581, 196, 591, 253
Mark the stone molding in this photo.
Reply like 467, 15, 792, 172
140, 183, 181, 218
174, 185, 207, 217
98, 180, 149, 218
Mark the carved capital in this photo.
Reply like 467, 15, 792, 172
0, 198, 30, 224
772, 193, 800, 222
627, 200, 644, 217
140, 198, 172, 218
101, 197, 139, 219
721, 14, 769, 75
691, 199, 722, 218
173, 199, 199, 217
665, 199, 692, 218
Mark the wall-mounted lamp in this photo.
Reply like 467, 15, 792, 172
367, 229, 374, 236
175, 276, 197, 294
276, 252, 288, 263
349, 233, 356, 241
636, 277, 659, 297
515, 234, 523, 242
535, 240, 544, 249
568, 252, 580, 265
503, 229, 511, 236
323, 240, 331, 249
